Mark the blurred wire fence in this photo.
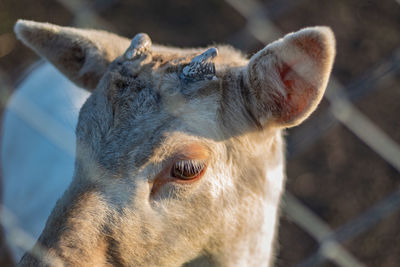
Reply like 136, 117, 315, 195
0, 0, 399, 266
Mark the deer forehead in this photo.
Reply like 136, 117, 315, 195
82, 45, 249, 145
75, 58, 228, 173
101, 53, 225, 128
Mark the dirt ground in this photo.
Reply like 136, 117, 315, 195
0, 0, 399, 266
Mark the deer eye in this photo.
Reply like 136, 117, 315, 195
171, 160, 206, 180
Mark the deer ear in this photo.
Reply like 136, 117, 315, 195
14, 20, 130, 90
244, 26, 335, 128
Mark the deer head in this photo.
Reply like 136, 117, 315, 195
14, 20, 335, 266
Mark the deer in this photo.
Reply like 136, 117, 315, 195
7, 19, 335, 266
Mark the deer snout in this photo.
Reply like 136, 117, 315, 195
17, 186, 114, 266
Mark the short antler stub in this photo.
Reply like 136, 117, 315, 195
124, 33, 152, 60
180, 47, 218, 83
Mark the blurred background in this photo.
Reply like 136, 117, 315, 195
0, 0, 399, 266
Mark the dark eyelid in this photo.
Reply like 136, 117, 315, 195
149, 143, 210, 196
150, 158, 207, 196
171, 159, 206, 178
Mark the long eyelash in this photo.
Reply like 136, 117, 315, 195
174, 160, 205, 174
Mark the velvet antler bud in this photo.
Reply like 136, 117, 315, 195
180, 48, 218, 82
124, 33, 152, 60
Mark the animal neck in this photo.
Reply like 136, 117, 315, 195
214, 201, 283, 267
193, 131, 286, 267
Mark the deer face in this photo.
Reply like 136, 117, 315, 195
14, 20, 335, 266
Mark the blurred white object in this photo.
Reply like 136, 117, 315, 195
1, 62, 89, 260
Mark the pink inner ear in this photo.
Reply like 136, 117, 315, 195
275, 61, 314, 124
247, 27, 334, 127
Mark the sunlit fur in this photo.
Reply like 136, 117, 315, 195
14, 20, 335, 266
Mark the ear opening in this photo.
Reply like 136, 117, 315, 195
244, 26, 336, 128
14, 20, 130, 90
